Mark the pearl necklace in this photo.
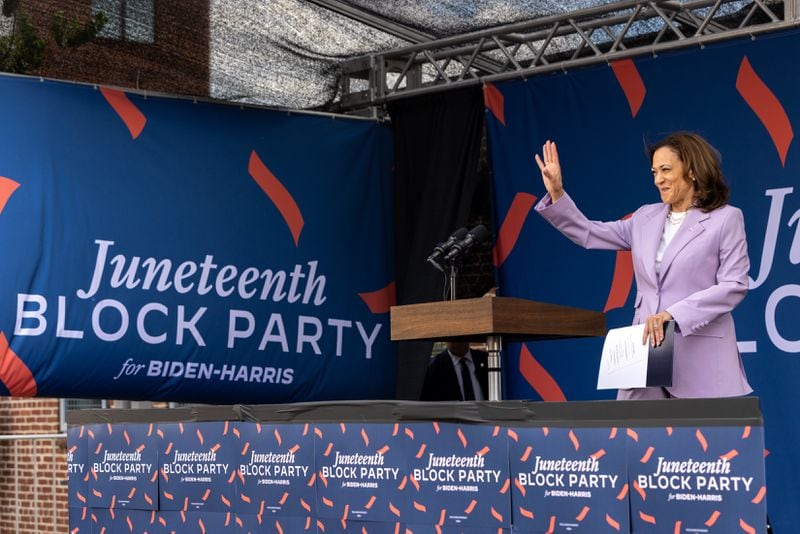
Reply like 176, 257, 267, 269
667, 209, 688, 225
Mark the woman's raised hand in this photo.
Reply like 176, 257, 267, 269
534, 140, 564, 201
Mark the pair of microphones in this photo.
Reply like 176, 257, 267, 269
426, 225, 490, 270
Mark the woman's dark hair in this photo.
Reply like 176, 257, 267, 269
649, 132, 729, 211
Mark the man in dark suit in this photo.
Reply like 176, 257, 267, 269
420, 341, 489, 401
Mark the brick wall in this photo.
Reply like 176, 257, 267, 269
0, 398, 67, 534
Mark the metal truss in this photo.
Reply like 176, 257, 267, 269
335, 0, 798, 112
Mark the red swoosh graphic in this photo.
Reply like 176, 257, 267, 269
358, 281, 396, 314
610, 59, 646, 118
483, 83, 505, 125
0, 177, 20, 215
0, 331, 37, 396
736, 56, 794, 166
493, 192, 537, 267
604, 214, 633, 312
99, 87, 147, 139
249, 150, 305, 246
519, 344, 566, 401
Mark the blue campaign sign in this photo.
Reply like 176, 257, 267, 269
158, 511, 252, 532
158, 422, 239, 512
626, 426, 767, 533
509, 427, 628, 533
234, 421, 316, 516
68, 507, 91, 533
404, 422, 510, 529
317, 518, 401, 533
242, 513, 317, 533
87, 422, 159, 510
314, 422, 409, 523
67, 425, 90, 509
486, 27, 800, 530
404, 525, 510, 534
91, 508, 155, 532
0, 74, 395, 404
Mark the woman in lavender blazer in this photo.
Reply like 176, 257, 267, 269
534, 133, 752, 400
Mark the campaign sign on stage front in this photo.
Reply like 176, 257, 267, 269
317, 518, 402, 533
627, 426, 767, 533
67, 425, 90, 508
315, 422, 409, 523
241, 513, 317, 532
235, 422, 316, 516
405, 524, 510, 534
509, 427, 629, 533
91, 509, 155, 532
88, 422, 159, 509
404, 422, 510, 529
158, 421, 239, 512
159, 511, 252, 532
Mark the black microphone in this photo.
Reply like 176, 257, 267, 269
444, 224, 490, 262
426, 227, 469, 267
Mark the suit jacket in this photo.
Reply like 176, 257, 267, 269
420, 349, 489, 401
535, 192, 752, 398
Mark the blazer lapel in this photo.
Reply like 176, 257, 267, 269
658, 208, 710, 282
639, 204, 669, 285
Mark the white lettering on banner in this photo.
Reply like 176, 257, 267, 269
77, 240, 327, 305
733, 187, 800, 354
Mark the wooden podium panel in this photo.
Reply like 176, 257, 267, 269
390, 296, 605, 341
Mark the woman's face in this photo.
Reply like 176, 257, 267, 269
652, 146, 695, 211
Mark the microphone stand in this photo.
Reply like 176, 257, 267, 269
447, 260, 457, 301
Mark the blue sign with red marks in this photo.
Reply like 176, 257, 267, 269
158, 422, 239, 512
87, 422, 159, 510
314, 422, 409, 523
485, 28, 800, 530
234, 422, 316, 517
626, 426, 766, 533
404, 422, 510, 529
509, 427, 629, 533
0, 74, 395, 404
67, 425, 90, 509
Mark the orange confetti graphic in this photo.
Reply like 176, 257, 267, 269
519, 506, 534, 519
405, 427, 415, 439
221, 495, 231, 507
156, 429, 163, 439
301, 498, 311, 512
752, 486, 767, 504
315, 427, 323, 438
276, 519, 284, 534
232, 427, 240, 438
77, 491, 87, 503
317, 520, 325, 532
742, 426, 751, 439
342, 504, 350, 521
127, 488, 136, 499
721, 449, 739, 461
94, 442, 103, 455
414, 501, 427, 512
507, 429, 519, 442
740, 518, 756, 534
438, 509, 447, 525
92, 489, 102, 498
433, 422, 440, 434
389, 502, 401, 517
241, 442, 250, 455
240, 493, 251, 504
162, 490, 174, 501
639, 511, 656, 524
476, 446, 490, 457
126, 516, 133, 530
705, 510, 721, 527
144, 493, 153, 506
666, 426, 673, 436
228, 471, 237, 483
590, 449, 606, 460
340, 423, 347, 434
568, 430, 580, 451
361, 427, 370, 446
542, 427, 549, 436
500, 478, 510, 494
323, 497, 334, 508
674, 520, 682, 534
279, 492, 289, 505
606, 514, 621, 531
178, 422, 184, 434
696, 429, 708, 452
514, 477, 527, 497
616, 483, 629, 500
633, 480, 647, 501
416, 444, 427, 458
398, 476, 408, 490
123, 430, 130, 446
492, 426, 500, 436
392, 423, 399, 436
640, 446, 655, 463
307, 473, 317, 487
626, 429, 639, 442
135, 444, 145, 453
520, 446, 533, 462
165, 442, 174, 455
609, 427, 618, 439
547, 515, 556, 533
324, 442, 334, 456
198, 518, 206, 534
490, 506, 504, 522
576, 506, 590, 521
210, 443, 221, 452
364, 496, 376, 509
289, 444, 300, 453
274, 428, 282, 446
202, 489, 211, 501
465, 500, 478, 514
457, 428, 468, 448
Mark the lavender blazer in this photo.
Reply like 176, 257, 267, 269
535, 192, 752, 398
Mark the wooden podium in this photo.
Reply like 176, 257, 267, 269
391, 296, 606, 401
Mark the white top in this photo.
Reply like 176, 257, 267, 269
448, 350, 484, 401
655, 209, 687, 275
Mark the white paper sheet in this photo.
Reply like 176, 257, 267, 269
597, 324, 649, 389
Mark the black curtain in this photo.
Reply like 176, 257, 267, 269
388, 87, 484, 400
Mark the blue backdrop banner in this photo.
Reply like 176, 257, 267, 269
0, 75, 395, 403
486, 28, 800, 531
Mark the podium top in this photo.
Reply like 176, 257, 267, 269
390, 296, 606, 342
